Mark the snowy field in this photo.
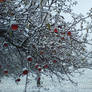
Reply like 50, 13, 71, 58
0, 69, 92, 92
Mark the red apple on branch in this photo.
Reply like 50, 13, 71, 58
4, 70, 8, 74
27, 57, 32, 62
54, 28, 58, 33
11, 24, 18, 30
22, 70, 28, 75
67, 31, 71, 36
15, 78, 21, 82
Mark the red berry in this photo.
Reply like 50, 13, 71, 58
43, 65, 48, 68
53, 60, 57, 63
27, 57, 32, 62
67, 31, 71, 36
40, 51, 44, 55
56, 35, 59, 37
38, 77, 40, 81
54, 28, 58, 33
15, 78, 21, 82
11, 24, 18, 30
0, 65, 2, 68
38, 68, 42, 72
61, 37, 64, 40
58, 25, 62, 29
4, 70, 8, 74
35, 64, 39, 69
20, 30, 22, 32
22, 70, 28, 75
4, 43, 8, 47
0, 0, 5, 2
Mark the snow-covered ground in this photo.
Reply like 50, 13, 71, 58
0, 69, 92, 92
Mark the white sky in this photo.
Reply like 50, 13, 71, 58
73, 0, 92, 15
69, 0, 92, 52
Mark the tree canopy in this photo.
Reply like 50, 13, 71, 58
0, 0, 92, 88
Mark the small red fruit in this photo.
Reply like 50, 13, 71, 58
40, 51, 44, 55
67, 31, 71, 36
15, 78, 21, 82
22, 70, 28, 75
27, 57, 32, 62
56, 35, 59, 37
11, 24, 18, 30
0, 0, 5, 2
0, 65, 2, 68
58, 25, 62, 29
38, 77, 40, 81
20, 30, 22, 32
61, 37, 65, 40
43, 65, 48, 68
54, 28, 58, 33
53, 60, 57, 63
35, 64, 39, 69
4, 43, 8, 47
4, 70, 8, 74
38, 68, 42, 72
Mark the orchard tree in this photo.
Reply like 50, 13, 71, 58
0, 0, 92, 90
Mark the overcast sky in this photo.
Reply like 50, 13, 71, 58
73, 0, 92, 15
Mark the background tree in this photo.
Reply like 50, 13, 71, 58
0, 0, 92, 90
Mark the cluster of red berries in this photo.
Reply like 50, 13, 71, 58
54, 28, 71, 36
